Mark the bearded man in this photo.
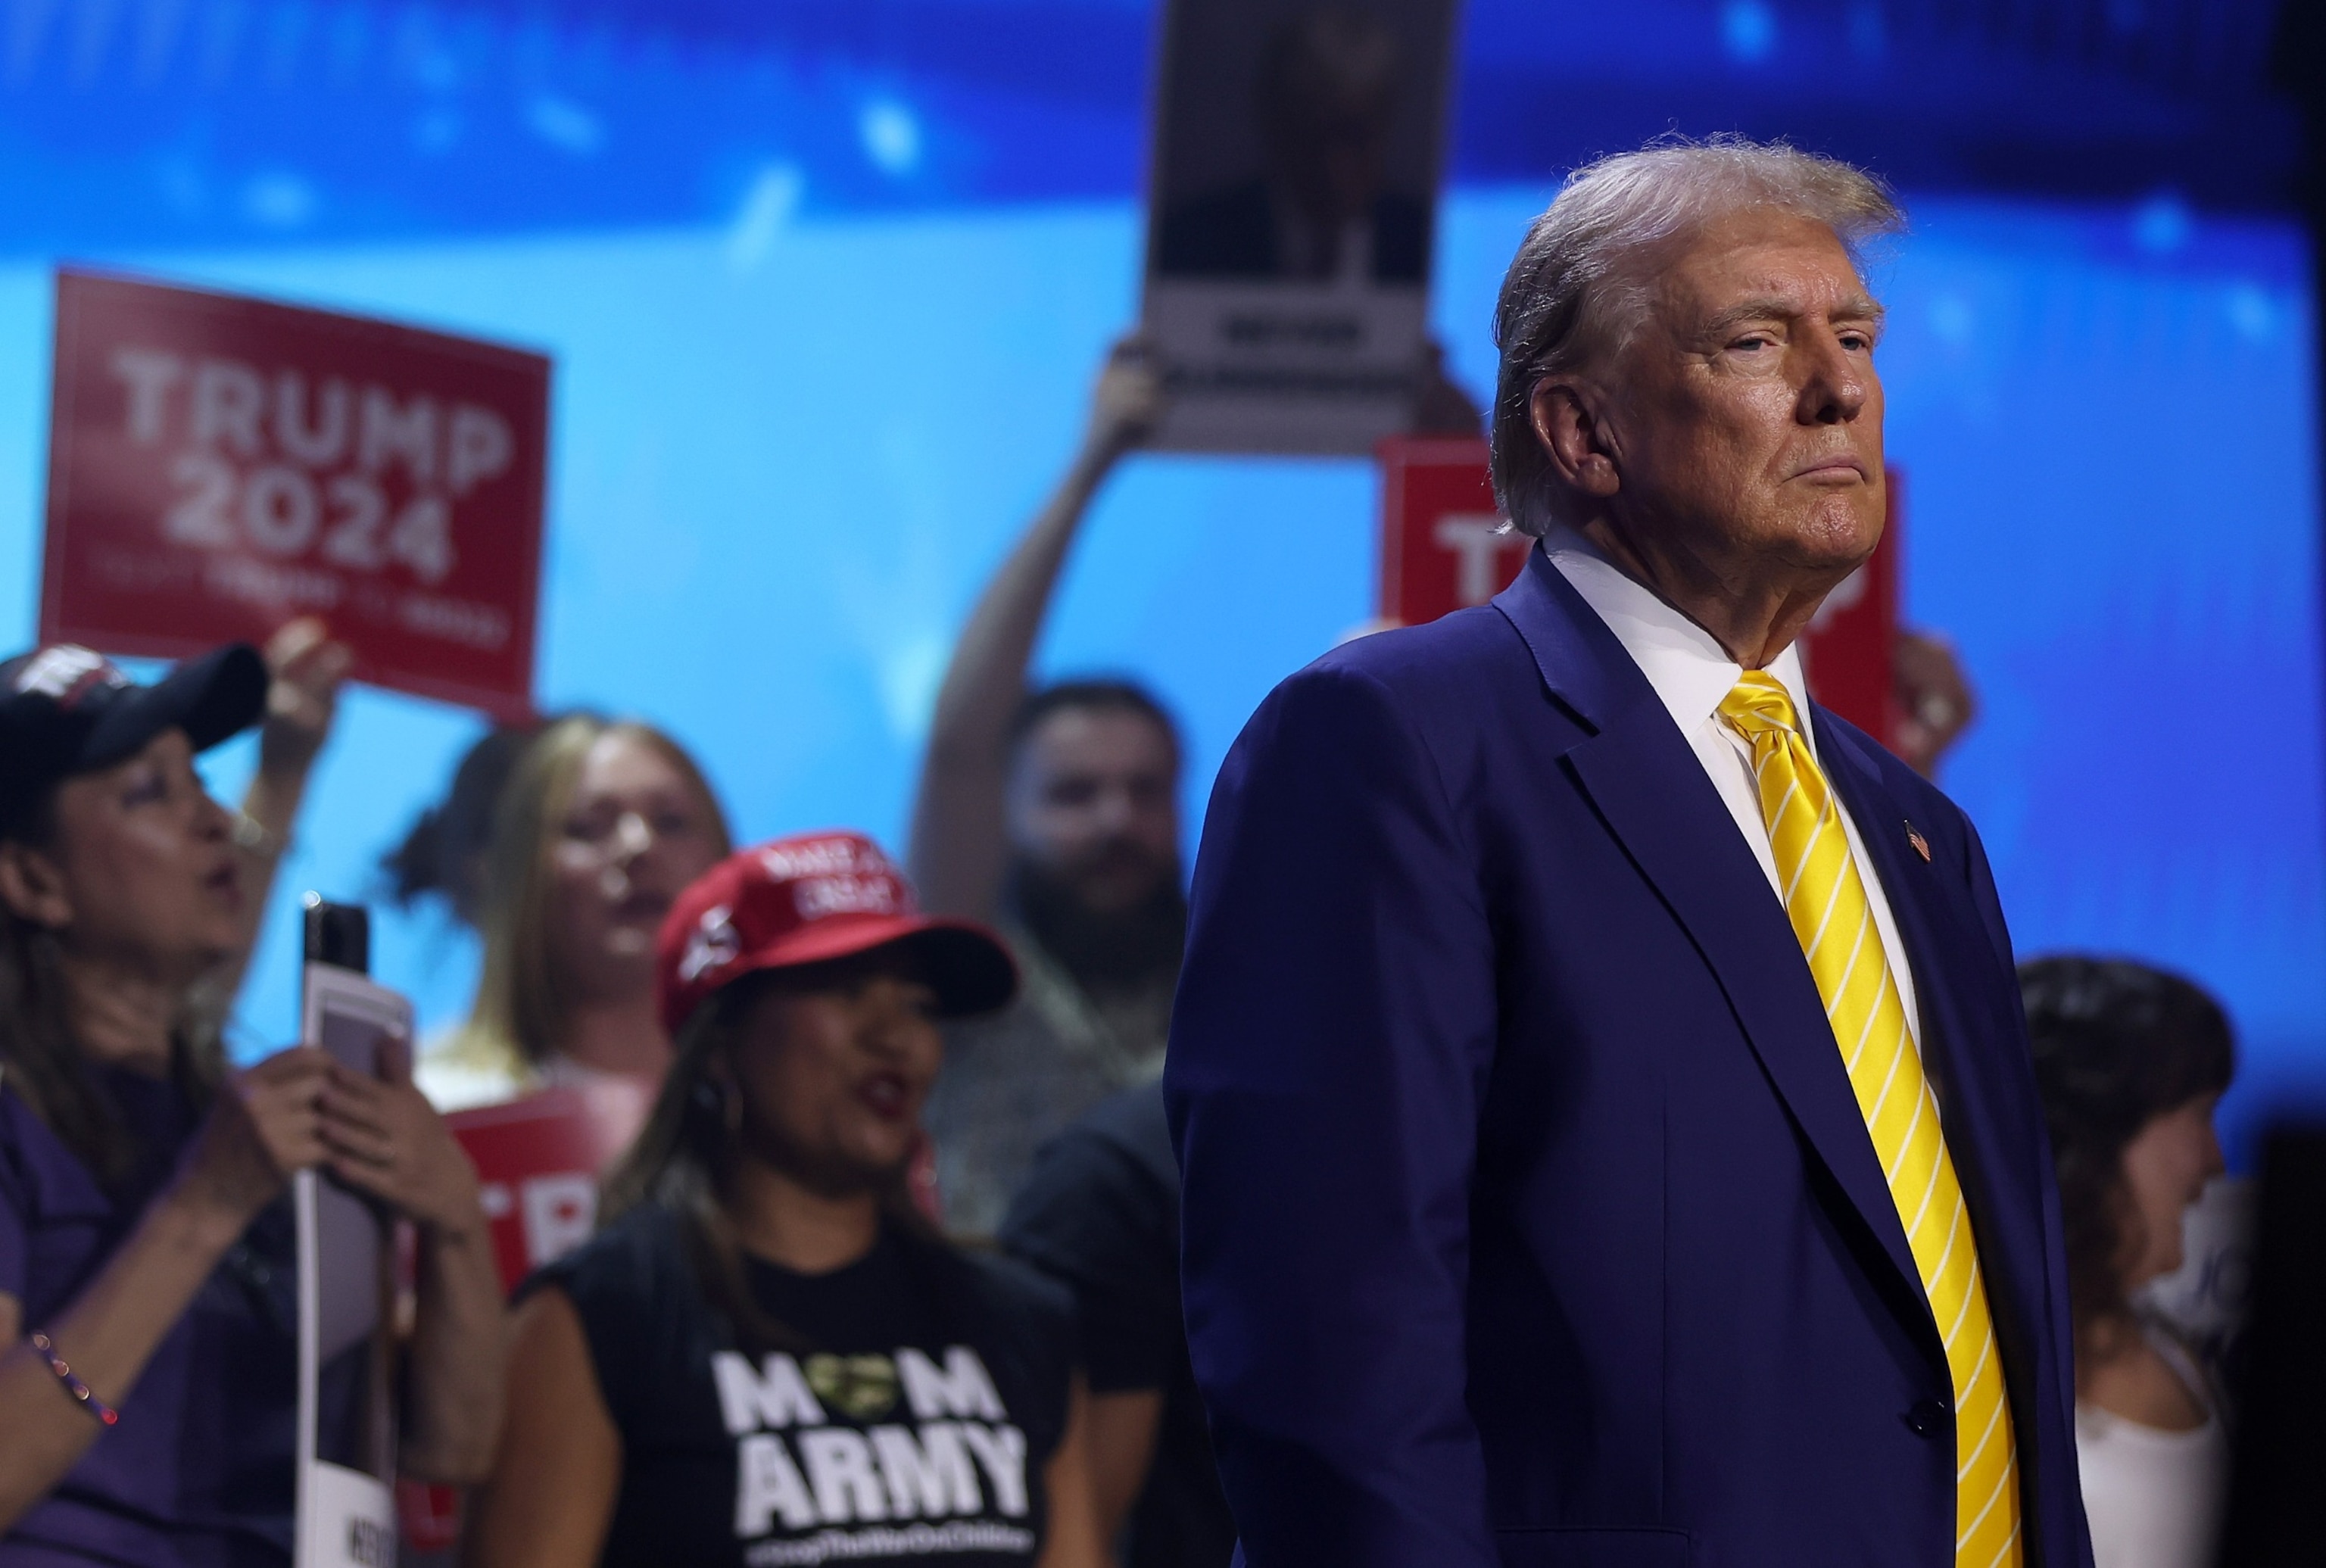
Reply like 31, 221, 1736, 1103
907, 346, 1182, 1242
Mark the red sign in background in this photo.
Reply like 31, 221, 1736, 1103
1377, 437, 1530, 627
390, 1091, 614, 1557
446, 1089, 943, 1298
40, 270, 549, 721
444, 1089, 615, 1292
1377, 438, 1903, 743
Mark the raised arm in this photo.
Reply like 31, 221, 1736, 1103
1164, 658, 1501, 1568
203, 619, 352, 1014
906, 341, 1161, 921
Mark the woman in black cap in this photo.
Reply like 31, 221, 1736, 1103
0, 641, 504, 1566
468, 830, 1103, 1568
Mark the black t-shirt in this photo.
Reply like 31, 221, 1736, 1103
999, 1085, 1236, 1568
528, 1202, 1077, 1568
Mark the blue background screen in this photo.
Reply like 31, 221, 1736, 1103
0, 0, 2314, 1161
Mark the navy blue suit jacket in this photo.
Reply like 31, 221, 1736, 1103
1165, 552, 2092, 1568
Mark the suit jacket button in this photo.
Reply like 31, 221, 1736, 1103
1905, 1398, 1950, 1438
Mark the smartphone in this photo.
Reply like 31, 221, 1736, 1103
302, 894, 369, 977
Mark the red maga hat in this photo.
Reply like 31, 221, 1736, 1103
656, 830, 1018, 1037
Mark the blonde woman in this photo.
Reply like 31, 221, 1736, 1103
416, 715, 731, 1159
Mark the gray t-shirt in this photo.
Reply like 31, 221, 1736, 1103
921, 924, 1174, 1238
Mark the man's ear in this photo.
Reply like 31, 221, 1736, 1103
1529, 378, 1623, 501
0, 839, 71, 931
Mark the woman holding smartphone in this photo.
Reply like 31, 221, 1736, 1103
0, 641, 504, 1566
469, 831, 1104, 1568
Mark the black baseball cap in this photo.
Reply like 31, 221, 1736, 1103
0, 642, 269, 839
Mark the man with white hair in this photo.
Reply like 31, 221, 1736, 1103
1165, 138, 2091, 1566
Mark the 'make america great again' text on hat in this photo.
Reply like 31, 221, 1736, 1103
656, 830, 1017, 1036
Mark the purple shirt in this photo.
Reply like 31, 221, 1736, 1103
0, 1068, 298, 1567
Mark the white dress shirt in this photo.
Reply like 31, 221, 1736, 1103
1542, 528, 1924, 1041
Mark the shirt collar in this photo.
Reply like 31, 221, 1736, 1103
1539, 527, 1817, 746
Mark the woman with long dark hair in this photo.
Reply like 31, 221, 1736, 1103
2022, 955, 2235, 1568
469, 831, 1102, 1568
0, 641, 503, 1564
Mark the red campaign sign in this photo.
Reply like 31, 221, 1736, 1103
444, 1088, 618, 1294
1377, 436, 1532, 625
40, 270, 549, 721
418, 1087, 625, 1552
447, 1086, 941, 1295
1377, 439, 1907, 746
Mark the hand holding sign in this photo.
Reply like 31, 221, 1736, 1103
258, 618, 356, 781
42, 272, 550, 720
1086, 335, 1168, 460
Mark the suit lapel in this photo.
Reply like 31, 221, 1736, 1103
1494, 556, 1929, 1311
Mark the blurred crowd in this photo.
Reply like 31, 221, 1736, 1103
0, 337, 2243, 1568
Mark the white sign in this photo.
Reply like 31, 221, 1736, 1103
1139, 0, 1461, 454
295, 964, 412, 1568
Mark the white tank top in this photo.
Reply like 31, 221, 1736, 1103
2075, 1330, 2228, 1568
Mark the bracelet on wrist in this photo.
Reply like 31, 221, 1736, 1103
28, 1333, 118, 1426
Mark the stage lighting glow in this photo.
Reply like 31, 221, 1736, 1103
860, 98, 924, 177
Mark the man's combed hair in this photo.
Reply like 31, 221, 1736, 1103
1489, 136, 1905, 538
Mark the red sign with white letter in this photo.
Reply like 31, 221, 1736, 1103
444, 1089, 613, 1293
1377, 437, 1531, 625
415, 1088, 615, 1554
39, 270, 549, 720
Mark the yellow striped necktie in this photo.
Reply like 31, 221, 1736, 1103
1719, 670, 2022, 1568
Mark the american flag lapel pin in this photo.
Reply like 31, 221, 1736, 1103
1904, 821, 1931, 862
